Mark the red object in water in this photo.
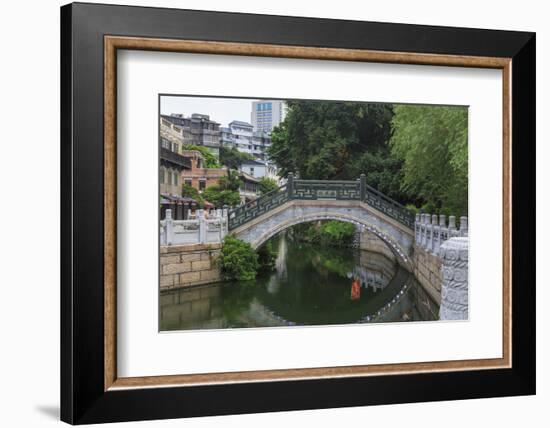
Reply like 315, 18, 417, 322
351, 279, 361, 300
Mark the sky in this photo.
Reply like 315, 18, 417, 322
160, 95, 269, 128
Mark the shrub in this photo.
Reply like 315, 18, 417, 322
218, 236, 259, 281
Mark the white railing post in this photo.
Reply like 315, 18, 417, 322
415, 213, 420, 242
448, 215, 458, 238
198, 209, 206, 244
431, 214, 438, 253
459, 216, 468, 237
435, 214, 446, 254
420, 214, 428, 248
425, 214, 432, 251
165, 209, 173, 245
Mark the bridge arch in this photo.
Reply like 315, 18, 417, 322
231, 200, 414, 270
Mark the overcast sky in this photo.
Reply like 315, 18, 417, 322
160, 95, 268, 128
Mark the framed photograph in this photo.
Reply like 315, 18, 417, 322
61, 2, 535, 424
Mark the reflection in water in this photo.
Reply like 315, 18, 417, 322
160, 234, 437, 331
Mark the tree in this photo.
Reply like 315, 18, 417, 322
218, 170, 241, 192
268, 100, 406, 201
182, 144, 220, 168
219, 146, 255, 170
389, 105, 468, 215
181, 183, 204, 207
202, 185, 241, 207
258, 177, 279, 195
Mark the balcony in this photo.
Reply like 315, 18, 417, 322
160, 147, 192, 169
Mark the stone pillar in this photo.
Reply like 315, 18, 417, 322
460, 216, 468, 237
359, 173, 366, 201
448, 215, 458, 238
198, 209, 206, 244
425, 214, 433, 251
420, 214, 428, 248
165, 209, 173, 246
432, 214, 440, 254
415, 213, 421, 242
439, 237, 469, 320
287, 173, 294, 199
430, 214, 438, 252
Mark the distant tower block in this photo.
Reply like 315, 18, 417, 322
251, 100, 286, 133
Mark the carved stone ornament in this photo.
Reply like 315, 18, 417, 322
439, 237, 469, 320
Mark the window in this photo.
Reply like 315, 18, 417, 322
160, 168, 165, 184
173, 173, 178, 186
250, 167, 255, 176
184, 179, 192, 187
199, 180, 206, 191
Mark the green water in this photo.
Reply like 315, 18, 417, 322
160, 235, 437, 331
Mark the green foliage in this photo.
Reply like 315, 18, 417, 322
389, 105, 468, 215
201, 170, 242, 207
257, 240, 277, 271
219, 146, 255, 170
202, 185, 241, 208
182, 144, 220, 168
181, 184, 203, 207
218, 170, 241, 192
291, 220, 356, 248
268, 100, 406, 202
268, 101, 394, 179
218, 236, 259, 281
258, 177, 279, 195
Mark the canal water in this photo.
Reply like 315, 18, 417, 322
160, 234, 438, 331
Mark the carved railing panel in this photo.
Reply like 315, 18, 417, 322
363, 184, 416, 229
293, 179, 361, 200
228, 184, 289, 230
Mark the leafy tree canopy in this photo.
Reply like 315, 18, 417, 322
268, 100, 405, 201
389, 105, 468, 215
202, 185, 240, 208
181, 183, 204, 207
182, 144, 220, 168
258, 177, 279, 195
218, 170, 241, 192
219, 146, 255, 170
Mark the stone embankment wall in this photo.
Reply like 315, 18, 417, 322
413, 245, 443, 304
160, 243, 222, 291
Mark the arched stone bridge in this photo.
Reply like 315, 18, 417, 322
228, 174, 415, 268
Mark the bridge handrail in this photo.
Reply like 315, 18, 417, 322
227, 175, 415, 231
229, 183, 288, 218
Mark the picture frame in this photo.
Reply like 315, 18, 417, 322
61, 2, 535, 424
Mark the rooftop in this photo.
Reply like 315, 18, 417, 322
229, 120, 253, 128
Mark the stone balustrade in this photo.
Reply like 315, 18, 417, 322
414, 213, 468, 256
414, 212, 469, 320
161, 208, 228, 246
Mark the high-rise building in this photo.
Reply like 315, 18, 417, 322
251, 100, 285, 133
